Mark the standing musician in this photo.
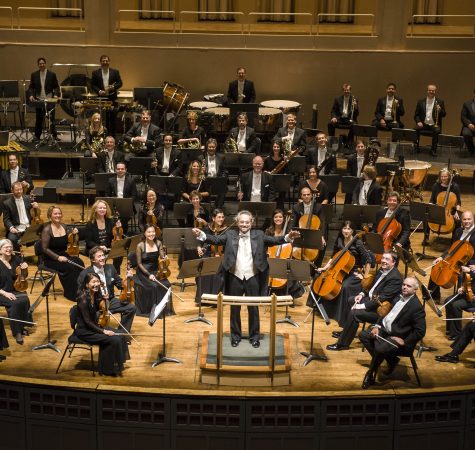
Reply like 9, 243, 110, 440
27, 57, 60, 141
328, 82, 358, 144
227, 112, 259, 153
133, 225, 175, 317
306, 132, 337, 176
227, 67, 256, 104
186, 191, 210, 228
182, 160, 209, 202
372, 82, 405, 130
41, 206, 85, 301
74, 273, 129, 376
461, 88, 475, 155
152, 133, 182, 177
82, 112, 107, 157
298, 166, 329, 204
237, 155, 275, 202
0, 154, 34, 194
327, 252, 403, 351
91, 54, 123, 137
193, 210, 300, 348
273, 113, 307, 155
0, 239, 31, 345
178, 111, 206, 148
98, 136, 125, 174
138, 189, 164, 233
423, 168, 461, 246
359, 276, 426, 389
77, 246, 136, 334
435, 316, 475, 364
123, 110, 161, 156
351, 165, 383, 206
2, 181, 40, 251
198, 138, 227, 208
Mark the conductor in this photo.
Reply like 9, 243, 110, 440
193, 210, 299, 348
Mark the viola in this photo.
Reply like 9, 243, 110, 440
30, 193, 43, 225
428, 170, 458, 235
14, 251, 28, 292
312, 229, 367, 300
268, 211, 293, 289
119, 261, 135, 304
157, 245, 171, 279
66, 229, 80, 257
430, 228, 475, 289
292, 194, 321, 261
371, 294, 393, 318
462, 272, 473, 303
112, 209, 123, 241
375, 204, 402, 263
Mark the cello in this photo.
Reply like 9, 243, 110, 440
268, 211, 293, 290
292, 192, 321, 261
374, 202, 403, 264
311, 229, 366, 300
428, 169, 458, 235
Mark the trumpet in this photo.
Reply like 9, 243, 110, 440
433, 100, 440, 130
349, 96, 357, 123
391, 98, 399, 125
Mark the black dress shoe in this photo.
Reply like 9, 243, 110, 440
447, 336, 457, 341
0, 355, 6, 361
231, 339, 240, 347
326, 343, 349, 351
250, 340, 260, 348
331, 331, 342, 338
435, 353, 459, 363
15, 333, 24, 345
22, 329, 29, 336
362, 370, 375, 389
383, 357, 400, 375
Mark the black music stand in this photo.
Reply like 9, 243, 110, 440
0, 80, 19, 132
173, 202, 193, 226
181, 256, 223, 326
106, 237, 130, 261
342, 176, 359, 201
96, 197, 136, 232
224, 153, 255, 172
127, 157, 154, 179
127, 234, 143, 254
268, 258, 312, 327
206, 177, 228, 195
149, 175, 185, 224
94, 173, 115, 196
180, 149, 203, 167
19, 223, 42, 246
291, 228, 323, 260
410, 202, 445, 260
353, 124, 378, 139
342, 204, 381, 228
394, 244, 427, 279
392, 128, 418, 143
270, 174, 292, 208
32, 274, 60, 353
134, 87, 164, 112
238, 201, 276, 228
320, 174, 340, 206
79, 157, 99, 183
437, 135, 464, 168
364, 233, 385, 255
375, 161, 398, 177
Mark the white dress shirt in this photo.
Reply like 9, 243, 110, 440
425, 98, 435, 125
162, 147, 171, 173
101, 69, 110, 91
368, 268, 393, 299
384, 96, 394, 120
358, 180, 372, 206
207, 155, 217, 177
10, 167, 19, 186
14, 197, 29, 232
250, 172, 262, 202
383, 294, 413, 333
234, 232, 256, 280
117, 176, 125, 198
93, 266, 109, 297
356, 155, 364, 177
237, 129, 246, 152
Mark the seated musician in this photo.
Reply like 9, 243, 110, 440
346, 140, 366, 178
359, 276, 426, 389
298, 166, 329, 204
0, 154, 34, 194
182, 160, 209, 202
273, 113, 307, 155
0, 319, 7, 360
351, 165, 382, 206
237, 155, 275, 202
138, 189, 164, 233
198, 138, 227, 209
83, 112, 107, 157
0, 239, 31, 345
178, 111, 206, 149
41, 206, 84, 301
327, 251, 402, 351
371, 82, 405, 130
75, 273, 129, 376
423, 168, 461, 246
124, 110, 161, 156
310, 221, 372, 329
77, 246, 136, 334
227, 67, 256, 104
461, 88, 475, 155
152, 133, 182, 177
227, 112, 259, 153
435, 316, 475, 364
3, 182, 39, 251
98, 136, 125, 173
328, 83, 358, 144
186, 191, 210, 228
306, 132, 337, 175
133, 225, 175, 317
264, 139, 286, 173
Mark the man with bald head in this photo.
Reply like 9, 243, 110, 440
237, 155, 275, 202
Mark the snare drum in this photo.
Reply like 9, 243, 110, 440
404, 160, 431, 187
256, 107, 282, 133
260, 100, 301, 115
188, 101, 219, 111
207, 107, 230, 133
162, 82, 189, 112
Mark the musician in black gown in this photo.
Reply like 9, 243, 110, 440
298, 166, 329, 204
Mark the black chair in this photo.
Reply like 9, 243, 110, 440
30, 240, 59, 300
56, 305, 95, 376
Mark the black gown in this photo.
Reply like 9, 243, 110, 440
74, 293, 129, 376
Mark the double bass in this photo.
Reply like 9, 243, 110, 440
268, 211, 293, 290
292, 194, 321, 261
375, 203, 403, 263
428, 170, 458, 235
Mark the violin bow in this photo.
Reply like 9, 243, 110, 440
0, 316, 37, 325
152, 277, 186, 303
106, 309, 141, 346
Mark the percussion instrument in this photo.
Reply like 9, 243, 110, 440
260, 100, 301, 115
162, 81, 189, 113
188, 101, 219, 111
207, 106, 230, 133
72, 101, 84, 116
82, 93, 98, 99
44, 97, 60, 104
375, 156, 396, 184
256, 107, 282, 133
403, 160, 431, 187
116, 90, 134, 106
82, 98, 114, 109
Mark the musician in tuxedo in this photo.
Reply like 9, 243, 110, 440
123, 110, 161, 156
327, 252, 403, 351
435, 317, 475, 364
328, 82, 358, 143
372, 82, 405, 130
346, 140, 366, 177
198, 138, 227, 208
351, 165, 382, 206
91, 54, 123, 137
2, 182, 39, 251
227, 67, 256, 104
273, 113, 307, 154
27, 57, 60, 140
414, 84, 446, 156
152, 134, 182, 177
77, 246, 136, 333
192, 210, 300, 347
237, 155, 275, 202
0, 154, 33, 194
227, 113, 259, 153
359, 276, 426, 389
306, 132, 337, 175
461, 88, 475, 154
98, 136, 125, 173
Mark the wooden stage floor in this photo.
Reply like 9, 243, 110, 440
1, 181, 475, 398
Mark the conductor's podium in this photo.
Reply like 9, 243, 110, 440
199, 293, 293, 387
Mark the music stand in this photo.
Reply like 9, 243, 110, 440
437, 135, 464, 168
79, 157, 99, 180
173, 202, 193, 225
180, 149, 203, 168
133, 87, 164, 111
410, 202, 445, 260
206, 177, 228, 195
181, 256, 223, 325
342, 176, 359, 197
375, 161, 398, 177
287, 156, 306, 174
106, 236, 130, 261
268, 258, 312, 327
127, 157, 154, 177
353, 124, 378, 139
96, 197, 135, 223
149, 175, 186, 225
224, 153, 255, 171
270, 174, 292, 208
19, 223, 42, 246
127, 234, 143, 255
364, 233, 385, 255
392, 128, 418, 143
342, 205, 381, 228
394, 244, 427, 279
94, 173, 115, 196
238, 201, 276, 228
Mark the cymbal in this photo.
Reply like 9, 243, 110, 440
82, 93, 98, 99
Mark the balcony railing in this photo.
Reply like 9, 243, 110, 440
409, 14, 475, 37
17, 7, 84, 31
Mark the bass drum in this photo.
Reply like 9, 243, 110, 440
162, 81, 189, 113
60, 73, 91, 117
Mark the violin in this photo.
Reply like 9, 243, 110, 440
462, 272, 474, 303
209, 222, 228, 257
66, 223, 80, 257
30, 192, 43, 225
145, 202, 161, 237
157, 245, 171, 279
119, 261, 135, 304
430, 228, 475, 289
428, 170, 458, 235
14, 251, 28, 292
371, 294, 393, 318
268, 211, 293, 289
112, 208, 123, 241
312, 229, 367, 300
98, 296, 110, 328
375, 203, 402, 263
292, 194, 321, 261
